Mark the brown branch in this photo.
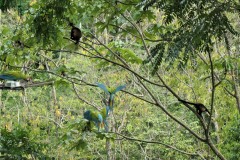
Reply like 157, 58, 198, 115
10, 65, 94, 87
24, 81, 54, 88
206, 48, 226, 160
206, 49, 215, 133
119, 10, 207, 140
122, 90, 156, 105
42, 40, 166, 89
74, 9, 206, 142
76, 44, 166, 88
110, 132, 199, 157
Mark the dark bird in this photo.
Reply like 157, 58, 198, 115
178, 99, 210, 117
69, 22, 82, 44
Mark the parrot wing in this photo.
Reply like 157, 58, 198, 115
97, 113, 103, 122
112, 85, 126, 94
0, 71, 29, 81
0, 74, 18, 80
108, 85, 126, 101
97, 83, 110, 94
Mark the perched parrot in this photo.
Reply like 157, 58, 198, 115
83, 110, 104, 131
0, 71, 30, 81
97, 83, 125, 111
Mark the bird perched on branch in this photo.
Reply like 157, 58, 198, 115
97, 83, 126, 111
83, 110, 104, 132
178, 99, 210, 117
0, 71, 30, 81
69, 22, 82, 44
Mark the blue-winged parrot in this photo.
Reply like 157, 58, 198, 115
83, 110, 104, 131
97, 83, 125, 111
0, 71, 30, 81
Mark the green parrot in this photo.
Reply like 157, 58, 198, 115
97, 83, 126, 111
97, 83, 126, 132
83, 110, 104, 132
0, 71, 30, 81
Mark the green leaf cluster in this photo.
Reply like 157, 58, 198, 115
0, 126, 49, 159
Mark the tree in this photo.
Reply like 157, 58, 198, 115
0, 0, 239, 159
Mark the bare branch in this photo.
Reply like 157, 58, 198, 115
110, 132, 200, 157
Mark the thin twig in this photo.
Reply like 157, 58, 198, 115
72, 83, 100, 111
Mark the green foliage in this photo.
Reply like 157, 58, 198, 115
54, 79, 70, 88
0, 0, 30, 16
0, 0, 17, 11
96, 41, 142, 68
61, 118, 98, 151
0, 126, 49, 159
143, 43, 164, 75
26, 0, 72, 46
220, 114, 240, 160
141, 0, 240, 74
0, 0, 240, 159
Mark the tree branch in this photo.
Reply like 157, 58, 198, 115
110, 132, 200, 157
119, 9, 207, 140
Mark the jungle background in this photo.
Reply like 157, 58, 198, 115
0, 0, 240, 159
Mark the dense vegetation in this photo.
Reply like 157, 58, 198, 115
0, 0, 239, 159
